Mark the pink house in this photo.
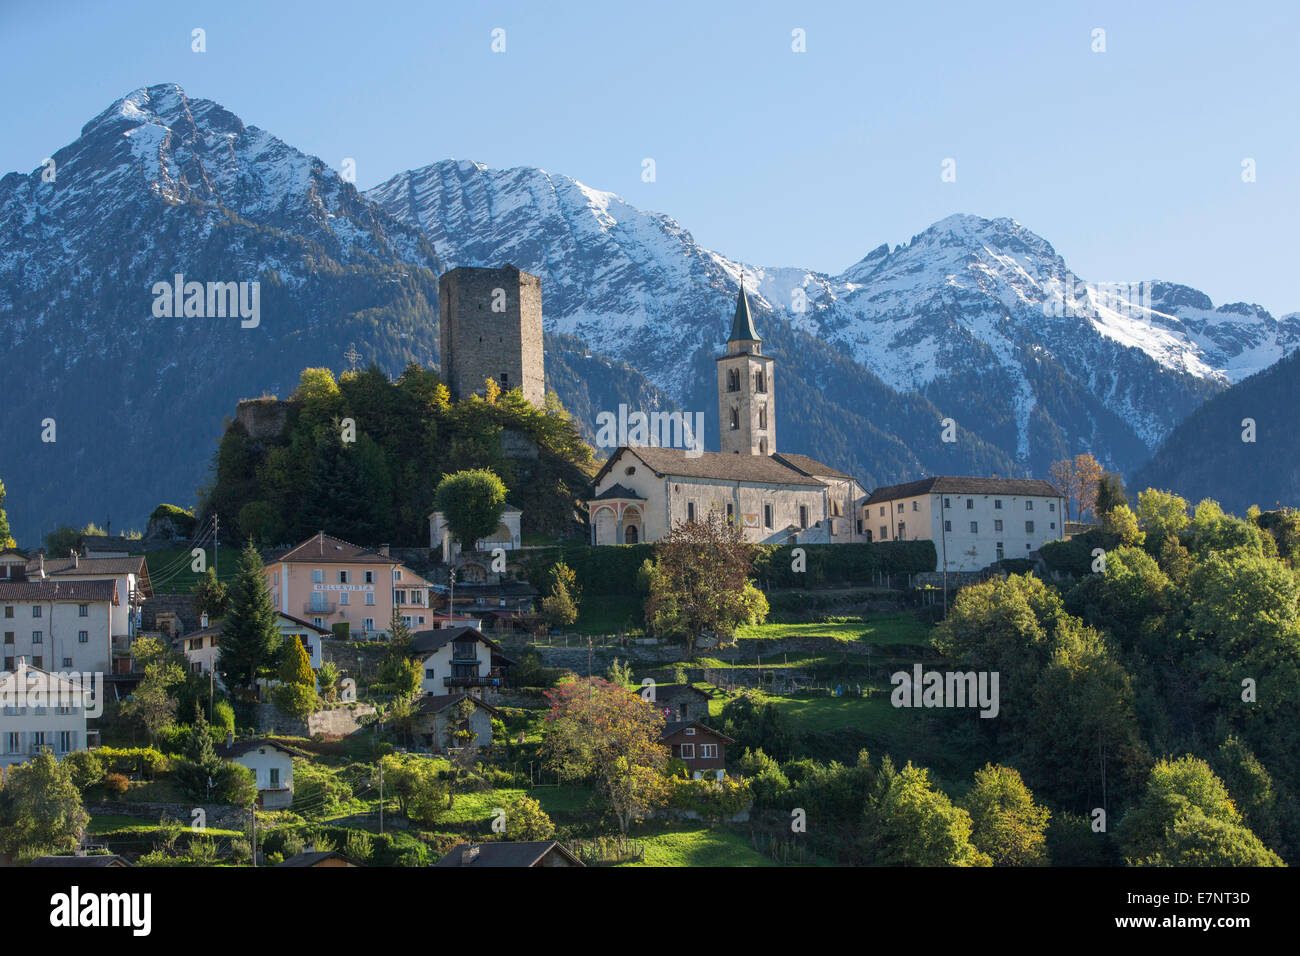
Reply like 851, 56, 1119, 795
263, 532, 430, 640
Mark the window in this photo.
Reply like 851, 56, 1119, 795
1050, 522, 1056, 530
1026, 501, 1034, 511
879, 506, 885, 517
312, 617, 324, 627
911, 501, 919, 512
897, 503, 904, 514
1049, 502, 1056, 512
758, 405, 767, 430
2, 607, 11, 618
970, 521, 978, 533
312, 569, 324, 584
831, 499, 842, 517
394, 589, 406, 605
364, 570, 374, 584
857, 519, 864, 535
880, 525, 888, 540
944, 520, 952, 532
727, 368, 740, 392
897, 521, 906, 538
499, 372, 509, 389
6, 732, 18, 754
32, 606, 41, 618
339, 592, 350, 606
994, 520, 1003, 532
365, 592, 375, 606
764, 503, 773, 528
943, 498, 951, 509
679, 743, 695, 759
62, 657, 72, 668
994, 499, 1002, 509
729, 407, 739, 430
269, 767, 280, 789
78, 630, 88, 644
412, 590, 422, 605
363, 618, 375, 631
1025, 521, 1035, 533
996, 542, 1004, 560
58, 731, 74, 753
685, 727, 696, 736
394, 569, 402, 581
755, 369, 766, 393
3, 632, 12, 644
338, 570, 350, 584
78, 604, 89, 617
3, 657, 11, 671
799, 505, 809, 529
966, 499, 974, 509
701, 743, 718, 759
687, 501, 696, 522
32, 630, 42, 644
726, 502, 735, 522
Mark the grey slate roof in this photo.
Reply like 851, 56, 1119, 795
772, 453, 854, 481
409, 626, 506, 656
434, 841, 584, 867
0, 579, 118, 602
659, 720, 735, 744
864, 476, 1063, 505
415, 692, 501, 716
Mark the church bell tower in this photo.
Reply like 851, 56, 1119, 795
716, 279, 775, 456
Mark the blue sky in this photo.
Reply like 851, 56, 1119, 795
3, 0, 1297, 313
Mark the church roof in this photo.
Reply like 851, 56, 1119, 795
591, 483, 645, 501
771, 453, 854, 481
593, 447, 826, 488
728, 283, 760, 342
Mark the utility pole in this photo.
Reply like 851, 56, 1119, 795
213, 513, 219, 579
940, 497, 949, 615
378, 759, 384, 835
250, 804, 256, 867
209, 668, 214, 723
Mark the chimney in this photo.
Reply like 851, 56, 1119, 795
71, 550, 78, 568
379, 543, 390, 557
462, 844, 480, 865
37, 553, 44, 578
201, 613, 209, 629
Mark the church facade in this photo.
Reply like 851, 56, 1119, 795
588, 285, 866, 546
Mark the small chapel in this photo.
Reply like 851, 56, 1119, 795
588, 282, 866, 546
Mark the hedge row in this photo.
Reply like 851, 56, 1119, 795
752, 541, 937, 589
519, 541, 936, 596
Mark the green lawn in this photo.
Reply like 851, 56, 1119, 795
146, 547, 236, 593
406, 784, 592, 827
618, 825, 777, 867
573, 594, 644, 635
735, 612, 931, 646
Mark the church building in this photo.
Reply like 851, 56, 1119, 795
587, 284, 865, 546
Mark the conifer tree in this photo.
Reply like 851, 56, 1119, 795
218, 539, 281, 695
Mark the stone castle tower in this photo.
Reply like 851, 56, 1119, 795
716, 282, 775, 455
438, 265, 545, 406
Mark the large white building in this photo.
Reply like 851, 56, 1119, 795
588, 285, 865, 546
862, 476, 1065, 572
0, 659, 92, 767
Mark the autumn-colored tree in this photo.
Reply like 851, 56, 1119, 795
961, 764, 1051, 866
1049, 453, 1105, 523
644, 512, 757, 654
542, 678, 669, 834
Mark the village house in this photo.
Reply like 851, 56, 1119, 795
412, 692, 500, 752
660, 720, 733, 780
263, 532, 431, 640
435, 841, 584, 867
0, 659, 92, 767
173, 612, 330, 684
433, 579, 539, 635
410, 626, 513, 697
1, 573, 118, 677
588, 286, 865, 545
862, 476, 1066, 572
216, 736, 298, 810
653, 684, 712, 724
276, 849, 362, 867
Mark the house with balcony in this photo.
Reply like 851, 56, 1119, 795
1, 576, 118, 677
660, 720, 733, 780
412, 692, 500, 752
25, 550, 151, 677
0, 659, 92, 767
410, 626, 513, 697
432, 580, 539, 635
264, 532, 430, 641
216, 736, 299, 810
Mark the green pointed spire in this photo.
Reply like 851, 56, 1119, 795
728, 278, 760, 343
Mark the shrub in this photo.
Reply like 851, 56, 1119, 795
65, 750, 104, 791
104, 773, 130, 796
